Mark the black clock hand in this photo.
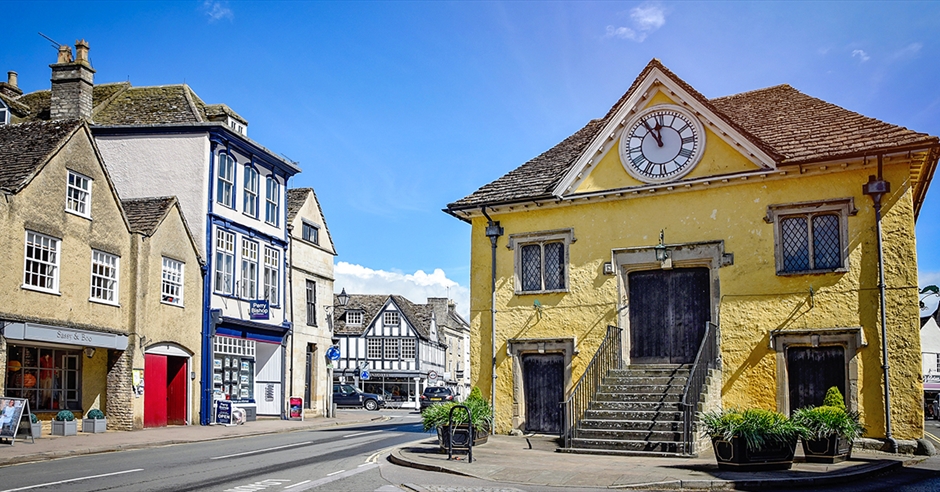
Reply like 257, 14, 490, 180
642, 120, 663, 147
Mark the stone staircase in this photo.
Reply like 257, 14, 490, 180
563, 364, 694, 457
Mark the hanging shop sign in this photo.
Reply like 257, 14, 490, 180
249, 300, 270, 320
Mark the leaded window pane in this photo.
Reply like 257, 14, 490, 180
781, 217, 809, 272
544, 242, 565, 290
812, 214, 841, 270
521, 244, 542, 291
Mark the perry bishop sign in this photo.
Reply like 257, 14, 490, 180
249, 300, 270, 320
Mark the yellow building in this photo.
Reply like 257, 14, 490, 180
446, 60, 939, 454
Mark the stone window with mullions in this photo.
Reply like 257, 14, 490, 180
765, 198, 856, 275
509, 229, 575, 294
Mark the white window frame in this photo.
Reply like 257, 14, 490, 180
384, 338, 400, 359
346, 311, 363, 326
243, 165, 259, 218
509, 228, 575, 294
0, 100, 9, 126
263, 246, 279, 305
764, 198, 856, 276
265, 175, 279, 226
214, 229, 235, 295
23, 231, 60, 293
90, 250, 119, 305
66, 170, 92, 218
217, 153, 235, 208
161, 257, 184, 306
367, 339, 382, 359
402, 338, 416, 359
384, 311, 400, 326
240, 239, 258, 299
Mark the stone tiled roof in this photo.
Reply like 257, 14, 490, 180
287, 188, 310, 222
710, 84, 936, 164
448, 59, 939, 210
12, 82, 248, 126
0, 119, 82, 192
121, 196, 176, 235
332, 294, 435, 341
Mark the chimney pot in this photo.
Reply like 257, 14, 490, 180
7, 71, 17, 88
75, 39, 90, 63
57, 45, 73, 64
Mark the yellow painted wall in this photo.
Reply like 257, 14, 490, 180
468, 159, 922, 439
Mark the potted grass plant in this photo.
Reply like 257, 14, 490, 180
29, 414, 41, 438
422, 387, 492, 450
51, 410, 77, 436
82, 408, 107, 433
700, 408, 806, 471
791, 387, 863, 463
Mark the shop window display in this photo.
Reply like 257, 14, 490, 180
4, 345, 81, 411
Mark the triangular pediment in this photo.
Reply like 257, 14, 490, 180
554, 60, 778, 197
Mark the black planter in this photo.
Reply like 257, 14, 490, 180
437, 424, 489, 451
712, 437, 797, 471
801, 436, 852, 463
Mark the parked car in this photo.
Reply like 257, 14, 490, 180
420, 386, 455, 411
333, 384, 385, 411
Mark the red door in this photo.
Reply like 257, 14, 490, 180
144, 354, 167, 427
166, 357, 187, 425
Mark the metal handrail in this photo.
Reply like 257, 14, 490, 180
679, 321, 719, 455
562, 325, 623, 448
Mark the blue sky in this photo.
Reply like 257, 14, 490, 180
4, 1, 938, 317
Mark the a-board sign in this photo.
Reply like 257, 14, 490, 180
0, 397, 28, 442
289, 397, 303, 420
216, 400, 232, 424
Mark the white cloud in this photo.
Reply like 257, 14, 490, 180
202, 0, 234, 22
334, 262, 470, 320
891, 42, 922, 60
605, 2, 666, 43
921, 271, 940, 288
851, 49, 870, 62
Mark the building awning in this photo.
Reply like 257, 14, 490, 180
3, 322, 128, 350
215, 316, 289, 344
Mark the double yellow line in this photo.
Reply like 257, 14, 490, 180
925, 431, 940, 444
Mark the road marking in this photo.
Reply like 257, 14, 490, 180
283, 464, 378, 491
223, 479, 290, 492
326, 470, 345, 476
0, 468, 144, 492
211, 441, 313, 460
926, 431, 940, 444
342, 430, 382, 438
283, 480, 311, 489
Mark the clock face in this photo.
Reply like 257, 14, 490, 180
620, 106, 704, 183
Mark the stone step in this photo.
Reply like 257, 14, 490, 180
600, 376, 689, 386
598, 384, 685, 394
568, 437, 683, 453
575, 428, 684, 442
578, 419, 683, 431
588, 400, 683, 412
582, 408, 684, 421
593, 392, 683, 403
558, 447, 693, 458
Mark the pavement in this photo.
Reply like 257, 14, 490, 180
0, 410, 931, 490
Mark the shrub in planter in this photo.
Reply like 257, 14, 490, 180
700, 408, 806, 471
29, 414, 41, 439
791, 388, 863, 463
52, 410, 77, 436
422, 387, 492, 450
82, 408, 107, 433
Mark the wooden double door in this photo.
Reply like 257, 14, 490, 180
144, 354, 188, 427
523, 353, 564, 435
629, 268, 711, 364
787, 346, 846, 412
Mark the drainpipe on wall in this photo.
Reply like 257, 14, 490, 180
862, 154, 897, 453
481, 207, 503, 424
287, 224, 295, 416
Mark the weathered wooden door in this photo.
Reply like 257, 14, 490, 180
629, 268, 711, 364
787, 346, 846, 412
523, 354, 563, 434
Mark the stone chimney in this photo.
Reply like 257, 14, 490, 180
50, 39, 95, 120
0, 71, 23, 99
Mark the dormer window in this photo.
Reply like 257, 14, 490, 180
346, 311, 363, 325
227, 117, 246, 136
0, 100, 9, 126
384, 311, 400, 326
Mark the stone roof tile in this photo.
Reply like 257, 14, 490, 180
0, 119, 82, 192
121, 196, 176, 235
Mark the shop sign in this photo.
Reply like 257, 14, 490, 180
925, 374, 940, 390
216, 400, 232, 424
249, 300, 270, 320
3, 322, 128, 350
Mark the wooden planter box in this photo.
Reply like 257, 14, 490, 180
51, 420, 77, 436
30, 422, 42, 439
802, 436, 852, 463
82, 418, 107, 433
712, 437, 796, 471
437, 424, 489, 451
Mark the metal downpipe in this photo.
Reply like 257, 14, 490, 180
481, 207, 503, 425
